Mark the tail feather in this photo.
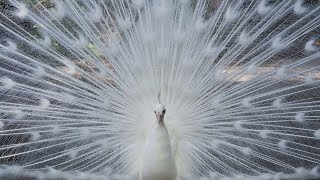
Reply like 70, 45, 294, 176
0, 0, 319, 179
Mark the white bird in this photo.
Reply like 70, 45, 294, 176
139, 104, 177, 180
0, 0, 319, 180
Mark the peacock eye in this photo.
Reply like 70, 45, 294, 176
154, 111, 156, 114
163, 109, 166, 113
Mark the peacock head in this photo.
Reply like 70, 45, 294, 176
154, 104, 166, 123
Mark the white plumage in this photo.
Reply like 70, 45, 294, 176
0, 0, 319, 180
140, 104, 177, 180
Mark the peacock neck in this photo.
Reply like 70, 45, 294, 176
157, 120, 166, 128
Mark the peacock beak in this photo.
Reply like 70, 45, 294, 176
155, 113, 164, 123
156, 114, 161, 120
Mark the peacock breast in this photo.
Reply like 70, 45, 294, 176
140, 124, 177, 180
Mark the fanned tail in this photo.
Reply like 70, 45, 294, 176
0, 0, 319, 179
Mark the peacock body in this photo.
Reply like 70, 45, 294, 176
139, 104, 177, 180
0, 0, 320, 179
